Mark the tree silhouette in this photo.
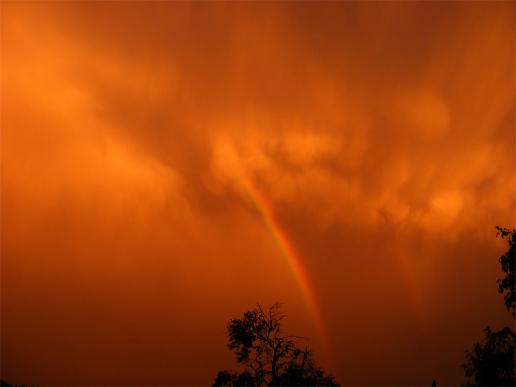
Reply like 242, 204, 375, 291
213, 303, 338, 386
461, 227, 515, 386
495, 227, 515, 315
462, 326, 515, 386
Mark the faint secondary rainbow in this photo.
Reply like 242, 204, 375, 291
392, 237, 425, 322
242, 176, 330, 353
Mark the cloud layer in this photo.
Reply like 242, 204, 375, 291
1, 2, 514, 385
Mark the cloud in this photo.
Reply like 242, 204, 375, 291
1, 1, 514, 385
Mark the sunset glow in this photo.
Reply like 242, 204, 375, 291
1, 2, 514, 385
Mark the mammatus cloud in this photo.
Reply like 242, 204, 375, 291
1, 2, 514, 385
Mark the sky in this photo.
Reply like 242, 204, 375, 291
1, 2, 514, 385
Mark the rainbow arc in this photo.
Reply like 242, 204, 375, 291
242, 176, 330, 354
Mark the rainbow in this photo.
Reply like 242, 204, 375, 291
392, 237, 425, 322
242, 176, 330, 352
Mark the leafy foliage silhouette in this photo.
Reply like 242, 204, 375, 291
213, 303, 338, 386
461, 227, 515, 386
462, 326, 515, 386
495, 227, 515, 315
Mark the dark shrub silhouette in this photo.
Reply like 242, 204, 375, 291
213, 370, 255, 386
0, 381, 37, 387
213, 303, 338, 386
462, 227, 515, 386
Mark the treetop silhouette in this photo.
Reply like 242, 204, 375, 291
461, 226, 515, 386
213, 303, 337, 386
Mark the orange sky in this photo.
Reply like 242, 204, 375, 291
1, 2, 514, 385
